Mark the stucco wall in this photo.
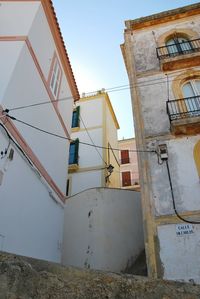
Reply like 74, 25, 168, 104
0, 2, 40, 36
0, 1, 74, 194
132, 15, 200, 74
158, 223, 200, 283
123, 7, 200, 282
148, 136, 200, 216
105, 101, 120, 188
70, 95, 120, 196
62, 188, 144, 273
0, 130, 64, 262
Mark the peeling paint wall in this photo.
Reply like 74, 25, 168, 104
62, 188, 144, 273
123, 5, 200, 282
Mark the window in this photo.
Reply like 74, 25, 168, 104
69, 139, 79, 165
166, 36, 192, 56
122, 171, 131, 187
194, 141, 200, 178
71, 106, 80, 128
50, 56, 62, 98
182, 80, 200, 113
182, 80, 200, 97
121, 150, 130, 164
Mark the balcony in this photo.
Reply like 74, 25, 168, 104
167, 95, 200, 135
156, 38, 200, 71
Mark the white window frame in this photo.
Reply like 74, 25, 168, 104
50, 57, 61, 98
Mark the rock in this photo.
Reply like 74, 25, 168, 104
0, 252, 200, 299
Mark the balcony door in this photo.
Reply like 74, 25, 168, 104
166, 37, 192, 56
182, 80, 200, 114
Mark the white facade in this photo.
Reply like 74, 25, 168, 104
122, 3, 200, 282
62, 188, 144, 272
0, 1, 79, 262
68, 92, 120, 196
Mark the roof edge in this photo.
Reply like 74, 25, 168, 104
125, 2, 200, 30
41, 0, 80, 101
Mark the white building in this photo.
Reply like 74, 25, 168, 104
0, 0, 79, 262
67, 91, 120, 196
122, 3, 200, 282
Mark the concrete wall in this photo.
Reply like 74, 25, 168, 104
62, 188, 144, 272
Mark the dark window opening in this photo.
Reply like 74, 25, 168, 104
71, 106, 80, 128
69, 139, 79, 165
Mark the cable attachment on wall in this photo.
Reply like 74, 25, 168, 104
158, 143, 200, 224
105, 164, 114, 183
0, 123, 11, 159
156, 144, 168, 165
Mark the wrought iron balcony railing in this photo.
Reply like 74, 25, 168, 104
157, 38, 200, 60
167, 95, 200, 122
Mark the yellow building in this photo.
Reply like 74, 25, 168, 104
68, 90, 120, 196
122, 3, 200, 282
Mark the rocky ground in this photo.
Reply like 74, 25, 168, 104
0, 252, 200, 299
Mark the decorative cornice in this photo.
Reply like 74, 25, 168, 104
125, 3, 200, 30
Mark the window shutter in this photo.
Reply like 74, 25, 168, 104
74, 138, 79, 164
121, 150, 130, 164
122, 171, 131, 186
76, 106, 80, 127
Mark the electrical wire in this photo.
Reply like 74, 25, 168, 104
76, 108, 107, 166
5, 114, 155, 154
108, 142, 120, 167
0, 123, 33, 167
166, 160, 200, 224
4, 74, 188, 113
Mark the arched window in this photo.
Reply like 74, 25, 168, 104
182, 80, 200, 113
194, 141, 200, 178
166, 35, 192, 56
182, 80, 200, 97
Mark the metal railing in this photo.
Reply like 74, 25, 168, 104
167, 95, 200, 121
157, 38, 200, 60
121, 179, 140, 188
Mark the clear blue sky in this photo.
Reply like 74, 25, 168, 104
52, 0, 199, 139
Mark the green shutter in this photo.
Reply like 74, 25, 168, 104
76, 106, 80, 127
74, 138, 79, 164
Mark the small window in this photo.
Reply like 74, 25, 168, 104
71, 106, 80, 128
69, 139, 79, 165
122, 171, 131, 187
50, 56, 62, 98
121, 150, 130, 164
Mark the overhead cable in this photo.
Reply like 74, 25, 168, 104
4, 114, 155, 154
5, 75, 188, 112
